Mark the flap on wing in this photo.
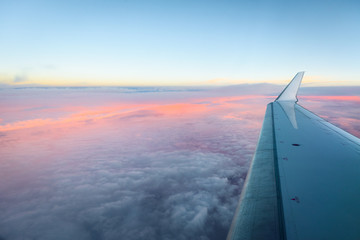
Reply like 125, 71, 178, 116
276, 72, 305, 102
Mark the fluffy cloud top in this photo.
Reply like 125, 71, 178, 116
0, 88, 268, 240
0, 86, 359, 240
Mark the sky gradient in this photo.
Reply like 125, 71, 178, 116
1, 0, 360, 86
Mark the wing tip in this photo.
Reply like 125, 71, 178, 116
276, 71, 305, 102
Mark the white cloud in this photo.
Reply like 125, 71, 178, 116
0, 87, 270, 240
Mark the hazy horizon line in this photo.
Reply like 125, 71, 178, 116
2, 82, 360, 89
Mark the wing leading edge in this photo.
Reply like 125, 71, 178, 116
227, 72, 360, 240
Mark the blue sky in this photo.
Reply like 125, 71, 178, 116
1, 0, 360, 86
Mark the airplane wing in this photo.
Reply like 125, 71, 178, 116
227, 72, 360, 240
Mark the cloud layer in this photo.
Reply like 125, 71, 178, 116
0, 88, 269, 240
0, 86, 359, 240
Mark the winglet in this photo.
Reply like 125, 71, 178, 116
276, 72, 305, 102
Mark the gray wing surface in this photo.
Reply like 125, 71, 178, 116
227, 72, 360, 240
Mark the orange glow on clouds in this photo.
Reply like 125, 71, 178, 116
300, 96, 360, 101
1, 93, 359, 139
0, 95, 270, 132
155, 103, 208, 115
